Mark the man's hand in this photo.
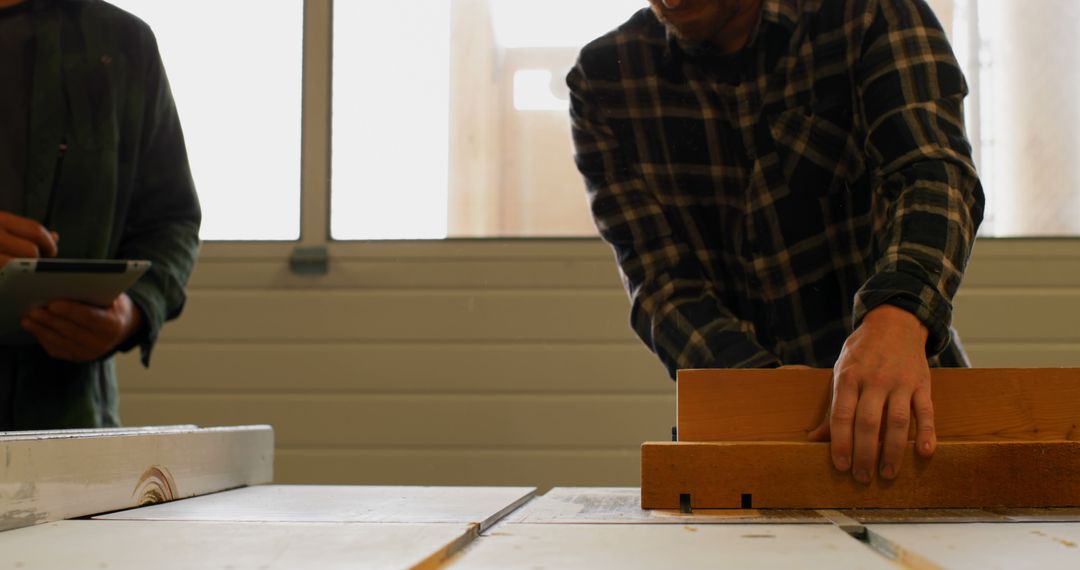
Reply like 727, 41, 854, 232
808, 305, 935, 483
0, 211, 59, 265
21, 294, 143, 362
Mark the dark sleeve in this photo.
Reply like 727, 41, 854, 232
852, 0, 985, 356
567, 58, 781, 379
116, 28, 201, 366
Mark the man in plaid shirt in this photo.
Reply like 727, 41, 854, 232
568, 0, 984, 483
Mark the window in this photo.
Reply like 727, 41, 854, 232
950, 0, 1080, 236
112, 0, 304, 241
331, 0, 644, 239
330, 1, 452, 240
119, 0, 1080, 242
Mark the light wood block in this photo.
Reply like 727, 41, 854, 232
0, 425, 273, 532
0, 520, 474, 570
677, 368, 1080, 442
443, 523, 896, 569
640, 441, 1080, 509
98, 485, 535, 531
503, 487, 824, 524
866, 522, 1080, 569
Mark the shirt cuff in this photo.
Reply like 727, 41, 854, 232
122, 282, 167, 367
853, 270, 953, 357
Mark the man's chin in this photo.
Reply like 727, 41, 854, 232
664, 22, 713, 44
653, 11, 715, 43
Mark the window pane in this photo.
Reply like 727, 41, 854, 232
111, 1, 303, 240
332, 0, 643, 239
952, 0, 1080, 237
331, 0, 452, 240
333, 0, 1080, 239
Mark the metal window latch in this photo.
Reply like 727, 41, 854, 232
289, 245, 329, 275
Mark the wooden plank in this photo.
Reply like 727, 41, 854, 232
676, 368, 1080, 442
98, 485, 535, 531
0, 425, 273, 532
866, 523, 1080, 569
443, 523, 896, 569
640, 441, 1080, 509
0, 520, 476, 570
502, 487, 824, 524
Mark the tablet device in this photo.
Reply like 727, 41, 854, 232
0, 258, 151, 339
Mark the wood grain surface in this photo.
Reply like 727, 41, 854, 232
676, 368, 1080, 442
0, 426, 274, 532
641, 441, 1080, 509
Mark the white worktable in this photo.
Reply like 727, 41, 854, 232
5, 486, 1080, 569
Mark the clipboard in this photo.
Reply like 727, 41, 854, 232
0, 258, 151, 339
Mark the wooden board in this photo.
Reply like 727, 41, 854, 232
640, 441, 1080, 509
443, 523, 897, 569
503, 487, 824, 524
0, 520, 475, 570
676, 368, 1080, 442
98, 485, 535, 531
866, 522, 1080, 569
0, 425, 273, 532
0, 425, 199, 439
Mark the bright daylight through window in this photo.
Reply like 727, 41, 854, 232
121, 0, 1079, 240
110, 0, 303, 241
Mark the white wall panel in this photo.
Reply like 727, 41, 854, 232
119, 344, 668, 394
116, 239, 1080, 487
120, 394, 673, 449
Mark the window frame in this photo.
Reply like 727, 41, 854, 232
196, 0, 1078, 269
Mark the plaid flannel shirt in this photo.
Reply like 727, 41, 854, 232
568, 0, 984, 377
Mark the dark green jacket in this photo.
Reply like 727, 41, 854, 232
1, 0, 200, 429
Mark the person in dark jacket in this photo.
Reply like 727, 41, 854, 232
0, 0, 201, 429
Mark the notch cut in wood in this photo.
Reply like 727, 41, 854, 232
676, 368, 1080, 442
641, 441, 1080, 510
